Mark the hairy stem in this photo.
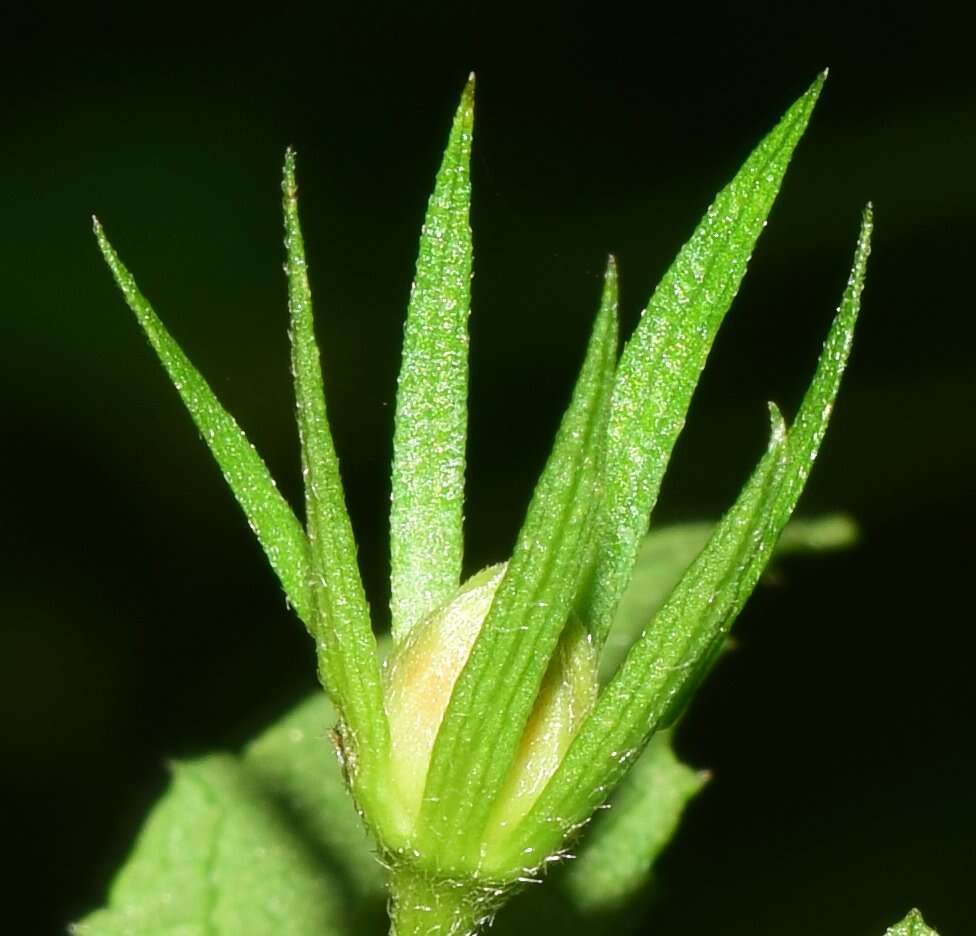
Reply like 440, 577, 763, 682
388, 866, 498, 936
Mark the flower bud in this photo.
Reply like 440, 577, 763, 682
384, 564, 598, 842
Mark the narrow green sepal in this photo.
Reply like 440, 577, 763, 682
282, 153, 390, 811
584, 74, 826, 649
491, 405, 789, 874
496, 205, 870, 873
390, 74, 475, 644
93, 219, 315, 627
772, 203, 873, 528
419, 259, 619, 870
657, 206, 871, 730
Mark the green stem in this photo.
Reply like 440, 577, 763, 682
388, 865, 496, 936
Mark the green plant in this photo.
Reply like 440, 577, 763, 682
75, 74, 936, 936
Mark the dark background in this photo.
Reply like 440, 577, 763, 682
1, 6, 973, 934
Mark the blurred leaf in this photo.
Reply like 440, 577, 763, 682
422, 264, 618, 869
601, 512, 858, 681
74, 694, 386, 936
775, 513, 858, 553
241, 693, 386, 903
885, 909, 940, 936
561, 730, 706, 913
74, 756, 348, 936
390, 76, 475, 643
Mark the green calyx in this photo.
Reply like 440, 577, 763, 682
384, 563, 599, 848
93, 69, 871, 934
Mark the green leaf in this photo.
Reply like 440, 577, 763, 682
390, 75, 475, 644
93, 220, 314, 627
885, 909, 940, 936
73, 694, 386, 936
74, 757, 349, 936
776, 512, 859, 553
282, 153, 389, 808
243, 693, 386, 903
496, 405, 789, 872
601, 512, 858, 682
561, 730, 706, 912
420, 261, 619, 870
582, 73, 826, 649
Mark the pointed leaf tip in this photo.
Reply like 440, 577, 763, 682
458, 72, 475, 118
282, 148, 299, 199
800, 70, 827, 113
885, 909, 940, 936
767, 401, 786, 443
862, 200, 875, 232
93, 216, 111, 255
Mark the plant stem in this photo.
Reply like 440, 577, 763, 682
388, 865, 496, 936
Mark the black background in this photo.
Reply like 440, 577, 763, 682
1, 5, 973, 934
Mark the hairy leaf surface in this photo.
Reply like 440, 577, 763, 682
74, 695, 385, 936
